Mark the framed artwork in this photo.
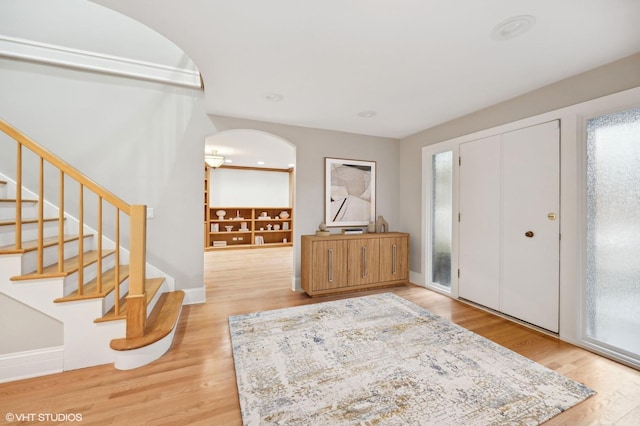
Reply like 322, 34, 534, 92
325, 157, 376, 227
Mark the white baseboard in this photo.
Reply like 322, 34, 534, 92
182, 286, 206, 305
409, 270, 424, 286
0, 346, 63, 383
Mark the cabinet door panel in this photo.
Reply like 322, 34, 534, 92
311, 240, 348, 291
380, 237, 408, 282
348, 239, 380, 286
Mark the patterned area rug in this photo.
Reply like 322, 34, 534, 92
229, 293, 595, 425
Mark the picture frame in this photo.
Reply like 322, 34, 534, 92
325, 157, 376, 227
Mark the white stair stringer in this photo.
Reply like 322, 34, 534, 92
0, 255, 125, 371
112, 278, 175, 371
112, 306, 182, 371
0, 172, 181, 378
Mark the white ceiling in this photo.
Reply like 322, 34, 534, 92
205, 130, 295, 170
92, 0, 640, 139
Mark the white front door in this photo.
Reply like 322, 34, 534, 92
459, 120, 560, 332
459, 135, 502, 311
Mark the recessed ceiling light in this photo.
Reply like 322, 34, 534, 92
491, 15, 535, 41
288, 163, 295, 168
225, 159, 232, 163
264, 93, 283, 102
357, 110, 377, 118
257, 161, 265, 165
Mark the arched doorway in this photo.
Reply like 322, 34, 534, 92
203, 129, 296, 290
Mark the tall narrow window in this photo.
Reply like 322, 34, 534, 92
431, 151, 453, 288
586, 107, 640, 360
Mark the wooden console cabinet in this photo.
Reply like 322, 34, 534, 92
301, 232, 409, 296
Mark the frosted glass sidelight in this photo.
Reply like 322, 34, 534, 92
586, 107, 640, 358
431, 151, 453, 288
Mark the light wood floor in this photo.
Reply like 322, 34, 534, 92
1, 247, 639, 425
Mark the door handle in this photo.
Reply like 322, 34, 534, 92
525, 231, 534, 238
362, 246, 367, 278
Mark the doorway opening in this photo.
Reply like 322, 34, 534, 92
203, 129, 296, 288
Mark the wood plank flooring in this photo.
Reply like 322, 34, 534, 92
1, 247, 639, 425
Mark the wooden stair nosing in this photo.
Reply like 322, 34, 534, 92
0, 234, 84, 255
54, 264, 130, 303
110, 290, 185, 351
0, 217, 61, 227
94, 277, 165, 323
10, 249, 116, 281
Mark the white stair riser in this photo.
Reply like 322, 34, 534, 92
99, 277, 129, 316
146, 279, 169, 316
0, 220, 64, 246
19, 235, 94, 275
61, 253, 116, 296
0, 201, 38, 221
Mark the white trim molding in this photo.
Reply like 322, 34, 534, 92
182, 286, 206, 305
0, 35, 201, 89
0, 346, 63, 383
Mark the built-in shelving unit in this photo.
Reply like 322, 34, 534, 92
206, 207, 293, 250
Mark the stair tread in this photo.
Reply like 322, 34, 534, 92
0, 234, 83, 254
0, 217, 59, 227
95, 277, 165, 323
110, 290, 185, 351
54, 265, 130, 302
10, 249, 115, 281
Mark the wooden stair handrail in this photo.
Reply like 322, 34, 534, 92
1, 118, 148, 339
0, 119, 130, 213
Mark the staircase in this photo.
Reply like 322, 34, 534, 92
0, 119, 184, 381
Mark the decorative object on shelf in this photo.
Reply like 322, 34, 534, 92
325, 157, 376, 228
206, 207, 293, 249
216, 210, 226, 220
342, 228, 364, 235
280, 211, 290, 219
255, 236, 265, 245
376, 215, 389, 233
316, 222, 330, 237
283, 238, 288, 243
367, 221, 376, 233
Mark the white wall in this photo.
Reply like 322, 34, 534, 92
0, 57, 215, 292
0, 294, 63, 354
399, 52, 640, 276
210, 168, 290, 207
209, 115, 401, 289
0, 0, 197, 71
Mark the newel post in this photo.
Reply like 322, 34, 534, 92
126, 205, 147, 339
